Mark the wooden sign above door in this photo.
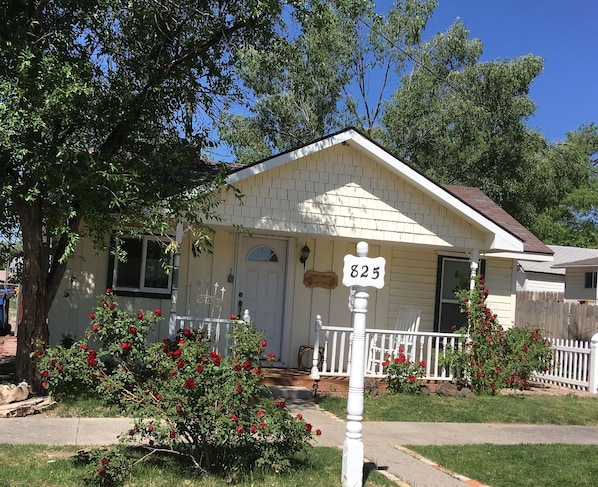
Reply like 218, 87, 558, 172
303, 270, 338, 290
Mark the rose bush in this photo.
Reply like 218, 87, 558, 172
442, 276, 553, 394
382, 350, 425, 394
34, 290, 318, 485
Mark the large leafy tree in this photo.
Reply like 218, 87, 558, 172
526, 124, 598, 246
218, 0, 438, 160
0, 0, 319, 387
382, 21, 546, 227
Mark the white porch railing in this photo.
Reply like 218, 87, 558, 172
309, 316, 598, 395
174, 309, 251, 355
308, 315, 464, 382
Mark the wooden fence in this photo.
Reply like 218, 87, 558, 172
515, 291, 598, 340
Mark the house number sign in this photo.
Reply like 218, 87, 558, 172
342, 254, 386, 289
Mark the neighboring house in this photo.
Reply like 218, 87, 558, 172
49, 128, 553, 368
518, 245, 598, 302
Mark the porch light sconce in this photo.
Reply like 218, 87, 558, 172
299, 244, 311, 269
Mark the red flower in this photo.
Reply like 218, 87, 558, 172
129, 326, 137, 335
233, 364, 242, 371
182, 328, 191, 337
274, 398, 286, 409
137, 311, 144, 320
169, 431, 176, 439
101, 457, 109, 465
108, 303, 116, 310
196, 364, 204, 373
92, 323, 100, 333
409, 376, 415, 383
105, 288, 112, 294
259, 421, 266, 429
80, 344, 89, 351
210, 351, 221, 366
147, 425, 154, 432
316, 429, 322, 436
230, 314, 237, 320
41, 381, 48, 389
230, 414, 239, 422
296, 413, 303, 420
235, 385, 243, 393
237, 425, 244, 433
252, 367, 262, 375
257, 410, 265, 417
41, 370, 49, 378
305, 423, 312, 432
419, 360, 425, 367
266, 353, 277, 361
176, 405, 183, 414
243, 361, 252, 370
155, 393, 162, 401
183, 378, 195, 389
98, 467, 106, 477
261, 339, 267, 348
120, 341, 132, 351
89, 312, 95, 320
177, 359, 185, 369
154, 309, 162, 317
250, 425, 257, 434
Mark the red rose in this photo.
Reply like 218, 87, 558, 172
243, 361, 252, 370
92, 324, 100, 333
41, 381, 48, 389
261, 339, 267, 348
169, 431, 176, 439
177, 359, 185, 369
101, 457, 109, 465
109, 303, 116, 310
235, 385, 243, 393
236, 425, 244, 433
316, 429, 322, 436
230, 414, 239, 422
137, 311, 144, 320
250, 425, 257, 434
89, 312, 95, 320
297, 413, 303, 420
266, 353, 276, 361
230, 314, 237, 320
80, 344, 89, 351
183, 378, 195, 389
257, 410, 265, 417
42, 370, 49, 378
259, 421, 266, 429
305, 423, 312, 432
176, 405, 183, 414
233, 364, 242, 371
147, 425, 154, 432
154, 309, 162, 317
155, 393, 162, 401
196, 364, 204, 373
106, 288, 112, 294
98, 467, 106, 477
121, 341, 132, 351
129, 326, 137, 335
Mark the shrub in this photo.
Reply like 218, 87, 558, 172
383, 350, 425, 394
34, 290, 318, 484
443, 276, 553, 394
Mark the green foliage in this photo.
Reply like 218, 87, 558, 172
382, 350, 426, 394
34, 291, 318, 484
442, 276, 553, 394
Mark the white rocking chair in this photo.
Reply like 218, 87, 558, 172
367, 307, 421, 375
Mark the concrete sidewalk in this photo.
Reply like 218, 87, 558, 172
1, 398, 598, 487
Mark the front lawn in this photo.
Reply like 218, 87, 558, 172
316, 392, 598, 424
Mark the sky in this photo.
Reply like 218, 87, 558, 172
408, 0, 598, 143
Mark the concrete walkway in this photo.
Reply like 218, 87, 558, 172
1, 397, 598, 487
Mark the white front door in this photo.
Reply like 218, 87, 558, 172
235, 236, 288, 361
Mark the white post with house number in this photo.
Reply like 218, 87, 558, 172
341, 242, 385, 487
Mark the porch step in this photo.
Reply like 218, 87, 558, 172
268, 385, 313, 400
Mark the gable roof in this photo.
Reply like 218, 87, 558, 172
442, 185, 552, 256
227, 128, 550, 257
553, 256, 598, 268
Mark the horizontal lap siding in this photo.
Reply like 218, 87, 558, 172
485, 258, 515, 328
388, 247, 438, 332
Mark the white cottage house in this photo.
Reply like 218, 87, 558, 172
49, 128, 553, 370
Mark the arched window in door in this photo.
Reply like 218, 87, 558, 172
247, 246, 279, 262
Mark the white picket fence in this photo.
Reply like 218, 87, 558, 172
309, 315, 598, 394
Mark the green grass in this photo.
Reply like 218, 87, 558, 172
316, 393, 598, 424
44, 395, 125, 418
0, 445, 396, 487
407, 444, 598, 487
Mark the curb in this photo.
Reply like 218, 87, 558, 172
393, 445, 491, 487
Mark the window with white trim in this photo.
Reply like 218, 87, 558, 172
111, 236, 172, 295
584, 271, 597, 289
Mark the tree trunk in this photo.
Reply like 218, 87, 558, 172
14, 198, 49, 392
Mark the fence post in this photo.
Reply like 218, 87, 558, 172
589, 333, 598, 394
310, 315, 322, 381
